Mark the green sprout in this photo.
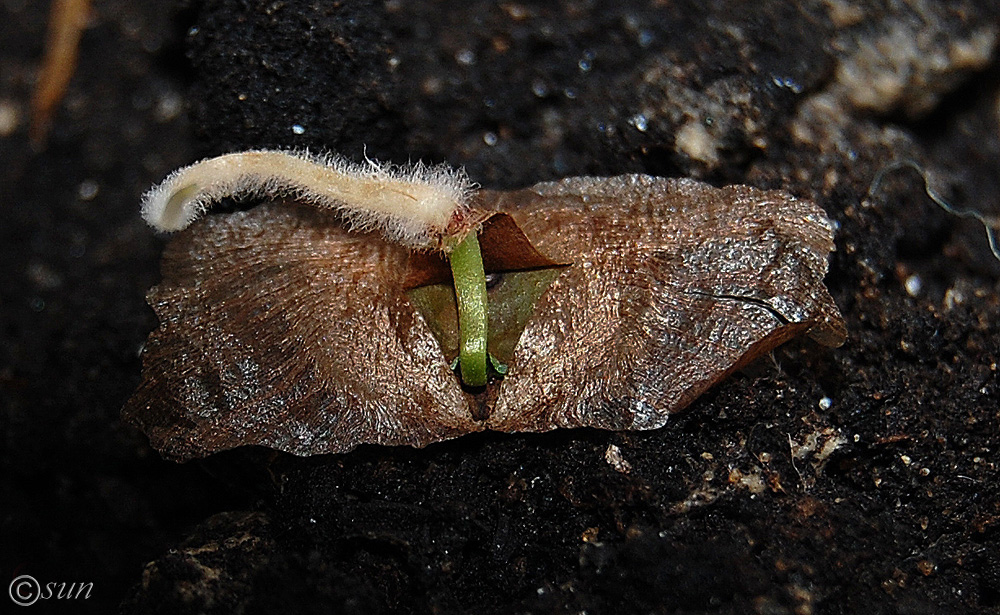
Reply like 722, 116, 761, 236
449, 231, 507, 387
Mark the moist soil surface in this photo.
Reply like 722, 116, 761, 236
2, 1, 999, 613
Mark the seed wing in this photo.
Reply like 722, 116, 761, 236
123, 203, 478, 460
486, 176, 846, 433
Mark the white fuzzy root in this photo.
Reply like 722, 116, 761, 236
140, 150, 476, 249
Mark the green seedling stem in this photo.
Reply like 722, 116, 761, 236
450, 231, 489, 387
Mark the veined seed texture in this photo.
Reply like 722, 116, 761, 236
125, 156, 846, 461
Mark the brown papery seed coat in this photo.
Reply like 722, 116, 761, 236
123, 175, 845, 460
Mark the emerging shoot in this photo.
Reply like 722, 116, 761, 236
449, 231, 489, 387
141, 149, 476, 250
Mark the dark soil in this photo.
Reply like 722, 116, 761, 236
2, 1, 999, 613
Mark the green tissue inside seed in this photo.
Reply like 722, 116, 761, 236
409, 258, 560, 385
449, 232, 490, 387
